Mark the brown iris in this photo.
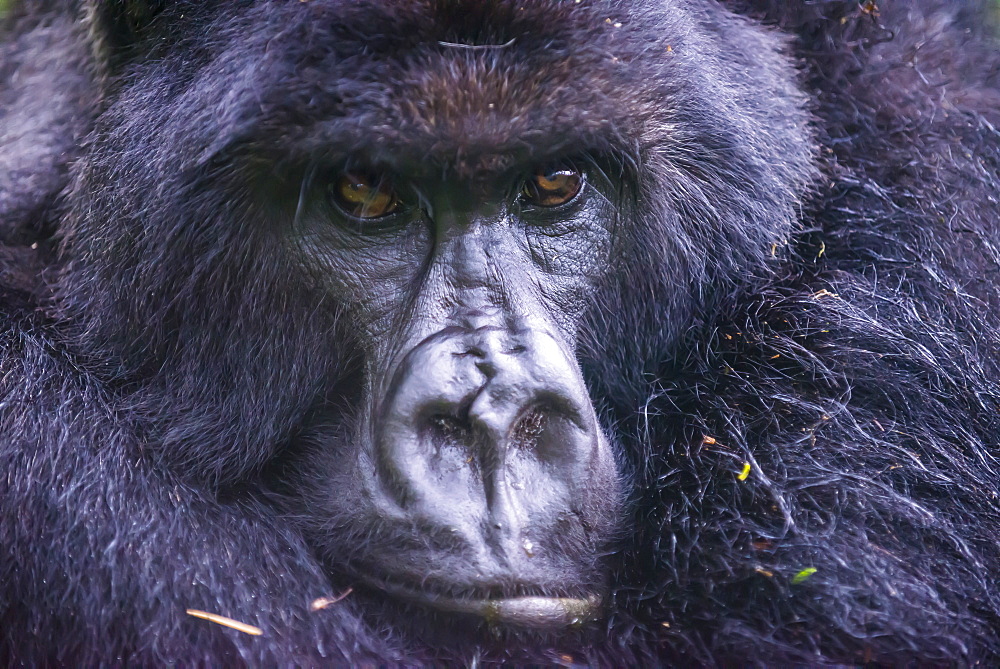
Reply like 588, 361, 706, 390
330, 171, 399, 219
521, 166, 584, 207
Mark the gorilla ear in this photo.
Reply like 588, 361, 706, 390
90, 0, 167, 62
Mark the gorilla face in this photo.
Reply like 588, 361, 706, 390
287, 162, 622, 625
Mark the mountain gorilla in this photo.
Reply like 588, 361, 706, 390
2, 0, 1000, 664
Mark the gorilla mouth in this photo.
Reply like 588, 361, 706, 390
360, 573, 604, 627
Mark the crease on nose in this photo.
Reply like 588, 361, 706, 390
394, 324, 592, 452
467, 375, 525, 445
372, 319, 604, 527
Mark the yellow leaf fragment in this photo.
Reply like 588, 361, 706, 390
737, 462, 751, 481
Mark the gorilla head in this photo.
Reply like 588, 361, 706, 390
3, 0, 999, 664
61, 0, 812, 631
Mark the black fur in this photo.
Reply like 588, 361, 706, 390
1, 0, 999, 664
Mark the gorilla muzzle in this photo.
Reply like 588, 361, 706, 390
368, 319, 619, 625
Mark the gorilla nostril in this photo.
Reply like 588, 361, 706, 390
427, 413, 474, 447
510, 407, 546, 449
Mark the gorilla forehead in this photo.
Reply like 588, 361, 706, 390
155, 0, 679, 176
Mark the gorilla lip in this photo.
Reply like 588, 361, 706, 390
369, 576, 603, 628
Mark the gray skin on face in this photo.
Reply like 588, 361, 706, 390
288, 170, 621, 623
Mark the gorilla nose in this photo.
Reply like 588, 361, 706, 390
373, 323, 611, 559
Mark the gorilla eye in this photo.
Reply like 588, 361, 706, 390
330, 171, 400, 219
520, 165, 584, 207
